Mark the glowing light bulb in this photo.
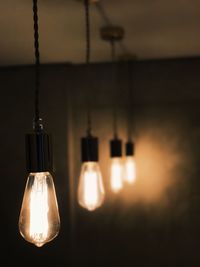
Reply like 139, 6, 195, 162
124, 156, 136, 184
78, 162, 105, 211
19, 172, 60, 247
110, 157, 123, 193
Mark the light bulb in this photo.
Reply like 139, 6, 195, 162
124, 156, 136, 184
78, 162, 105, 211
110, 157, 123, 193
19, 172, 60, 247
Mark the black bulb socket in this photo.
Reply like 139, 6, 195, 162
25, 131, 53, 173
81, 135, 98, 162
110, 138, 122, 157
125, 141, 135, 156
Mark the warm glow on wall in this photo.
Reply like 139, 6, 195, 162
94, 112, 185, 206
120, 125, 184, 204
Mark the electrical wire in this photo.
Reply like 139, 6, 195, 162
84, 0, 92, 136
33, 0, 41, 130
110, 40, 118, 139
127, 60, 134, 142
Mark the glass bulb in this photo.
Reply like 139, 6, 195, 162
124, 156, 136, 184
78, 162, 105, 211
19, 172, 60, 247
110, 157, 123, 193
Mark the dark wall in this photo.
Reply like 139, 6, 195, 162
1, 58, 200, 266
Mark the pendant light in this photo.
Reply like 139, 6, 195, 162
100, 26, 125, 193
77, 0, 105, 211
18, 0, 60, 247
124, 60, 137, 185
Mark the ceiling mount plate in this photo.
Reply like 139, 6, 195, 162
100, 26, 125, 42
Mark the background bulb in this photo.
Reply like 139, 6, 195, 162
78, 162, 105, 211
110, 157, 123, 193
19, 172, 60, 247
124, 156, 136, 184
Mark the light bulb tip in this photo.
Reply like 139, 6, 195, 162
35, 242, 45, 248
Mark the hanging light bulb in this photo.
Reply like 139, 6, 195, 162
110, 158, 123, 193
110, 139, 123, 193
77, 0, 105, 211
100, 25, 125, 194
124, 60, 137, 185
19, 122, 60, 247
78, 162, 104, 211
18, 0, 60, 247
78, 135, 105, 211
124, 141, 136, 184
19, 172, 60, 247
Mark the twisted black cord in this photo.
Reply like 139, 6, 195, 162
110, 40, 118, 138
84, 0, 92, 135
33, 0, 40, 129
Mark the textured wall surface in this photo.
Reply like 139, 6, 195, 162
1, 58, 200, 266
1, 1, 200, 65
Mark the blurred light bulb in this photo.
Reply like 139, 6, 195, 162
78, 162, 105, 211
124, 156, 136, 184
110, 157, 123, 193
19, 172, 60, 247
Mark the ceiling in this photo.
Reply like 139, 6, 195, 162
0, 0, 200, 66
